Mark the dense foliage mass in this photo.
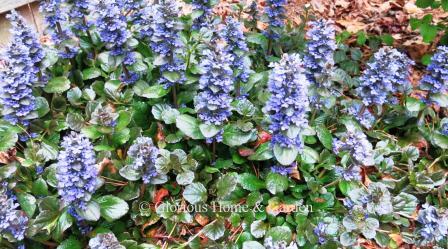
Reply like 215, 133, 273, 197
0, 0, 447, 248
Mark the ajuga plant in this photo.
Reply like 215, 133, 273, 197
0, 10, 44, 127
220, 17, 251, 96
264, 53, 310, 165
263, 0, 287, 39
356, 47, 414, 106
1, 1, 448, 249
0, 187, 28, 242
151, 0, 185, 89
40, 0, 79, 58
420, 45, 448, 105
191, 0, 217, 29
304, 19, 339, 109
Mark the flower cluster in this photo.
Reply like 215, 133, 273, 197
90, 104, 119, 127
191, 0, 215, 29
0, 10, 44, 126
441, 122, 448, 136
334, 165, 361, 181
66, 0, 91, 32
333, 126, 375, 166
67, 207, 92, 234
40, 0, 79, 58
264, 53, 310, 153
151, 0, 185, 87
416, 204, 448, 245
341, 101, 376, 129
0, 188, 28, 241
347, 182, 393, 215
420, 46, 448, 94
56, 132, 98, 210
127, 137, 159, 184
247, 1, 258, 28
356, 47, 414, 106
271, 163, 296, 176
342, 205, 379, 239
121, 0, 146, 23
134, 4, 155, 40
194, 43, 234, 129
304, 20, 337, 90
220, 17, 250, 85
264, 0, 287, 39
95, 0, 134, 64
89, 232, 125, 249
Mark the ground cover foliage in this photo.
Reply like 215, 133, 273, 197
0, 0, 447, 248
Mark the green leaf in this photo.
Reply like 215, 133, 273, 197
98, 51, 118, 72
273, 144, 298, 166
119, 165, 142, 181
57, 236, 82, 249
421, 54, 432, 66
266, 172, 288, 194
17, 193, 36, 217
115, 111, 132, 131
416, 0, 434, 8
238, 173, 265, 191
316, 126, 333, 150
176, 114, 205, 139
430, 92, 448, 107
133, 81, 169, 99
442, 0, 448, 10
393, 192, 418, 216
183, 182, 207, 204
222, 124, 256, 147
33, 210, 60, 234
32, 178, 49, 196
81, 126, 102, 140
248, 143, 273, 161
340, 232, 356, 246
162, 71, 181, 83
96, 195, 129, 222
380, 34, 394, 46
76, 201, 100, 221
44, 76, 71, 93
246, 32, 268, 50
265, 226, 292, 243
35, 97, 50, 117
250, 220, 267, 238
432, 133, 448, 149
199, 123, 220, 138
66, 113, 85, 131
356, 31, 367, 45
406, 97, 425, 112
301, 146, 319, 164
350, 48, 363, 61
0, 129, 18, 152
375, 232, 390, 248
53, 210, 73, 242
233, 98, 256, 117
67, 87, 82, 105
242, 241, 264, 249
420, 23, 438, 43
112, 128, 131, 145
176, 171, 195, 185
202, 219, 225, 240
216, 173, 238, 198
82, 68, 102, 80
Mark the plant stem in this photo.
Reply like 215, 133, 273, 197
235, 80, 241, 98
212, 140, 216, 162
172, 84, 178, 108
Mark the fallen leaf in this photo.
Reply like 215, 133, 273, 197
153, 188, 169, 206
